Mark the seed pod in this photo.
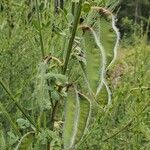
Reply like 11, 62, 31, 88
76, 92, 91, 143
63, 86, 80, 149
63, 87, 91, 149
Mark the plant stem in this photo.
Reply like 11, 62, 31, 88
0, 79, 36, 129
62, 0, 83, 74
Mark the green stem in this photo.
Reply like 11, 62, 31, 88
0, 79, 36, 129
35, 0, 45, 58
62, 0, 83, 74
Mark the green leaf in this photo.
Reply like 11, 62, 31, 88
63, 87, 80, 150
76, 92, 91, 143
16, 118, 30, 129
15, 131, 35, 150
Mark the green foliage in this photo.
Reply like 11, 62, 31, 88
0, 0, 120, 149
77, 40, 150, 149
0, 0, 149, 149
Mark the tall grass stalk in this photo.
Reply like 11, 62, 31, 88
63, 0, 83, 74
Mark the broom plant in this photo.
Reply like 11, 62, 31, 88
0, 0, 120, 149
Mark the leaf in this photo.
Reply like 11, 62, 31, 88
16, 118, 30, 129
15, 131, 35, 150
76, 92, 91, 143
63, 86, 80, 150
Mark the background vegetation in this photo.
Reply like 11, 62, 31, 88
0, 0, 150, 149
